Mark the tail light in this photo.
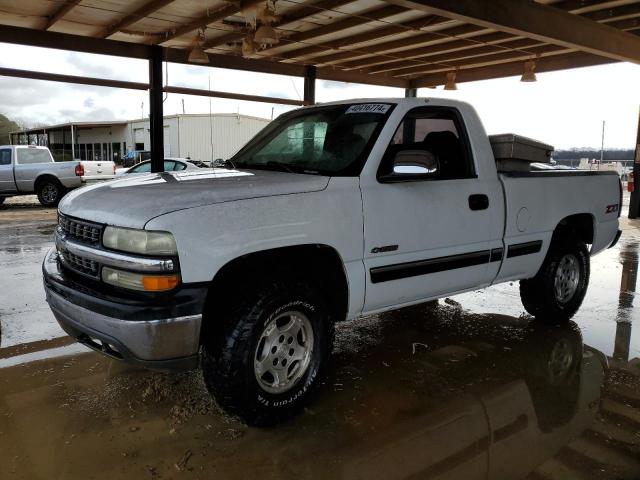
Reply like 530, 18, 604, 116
628, 172, 635, 193
75, 163, 84, 177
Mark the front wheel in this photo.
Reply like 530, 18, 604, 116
519, 235, 590, 322
36, 179, 64, 207
201, 276, 334, 426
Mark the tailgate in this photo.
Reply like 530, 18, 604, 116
80, 161, 115, 181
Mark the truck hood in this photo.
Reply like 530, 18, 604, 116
59, 168, 330, 228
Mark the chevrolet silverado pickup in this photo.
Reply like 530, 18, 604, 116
43, 98, 622, 425
0, 145, 115, 207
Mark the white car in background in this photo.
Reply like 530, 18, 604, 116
116, 158, 202, 175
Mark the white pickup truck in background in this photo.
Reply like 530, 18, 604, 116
0, 145, 115, 207
43, 98, 622, 425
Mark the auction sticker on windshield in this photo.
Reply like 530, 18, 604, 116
345, 104, 391, 114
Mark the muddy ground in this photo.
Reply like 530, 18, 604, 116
0, 195, 639, 480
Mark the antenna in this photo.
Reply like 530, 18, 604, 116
141, 101, 144, 119
600, 120, 605, 167
209, 76, 214, 164
182, 98, 185, 114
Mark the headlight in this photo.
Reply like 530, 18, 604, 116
102, 267, 180, 292
103, 226, 177, 255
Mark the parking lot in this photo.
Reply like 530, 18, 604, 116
0, 195, 638, 479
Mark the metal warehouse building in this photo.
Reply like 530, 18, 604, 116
11, 113, 270, 164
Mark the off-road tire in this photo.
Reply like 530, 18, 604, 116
201, 275, 334, 426
520, 235, 589, 322
36, 179, 64, 207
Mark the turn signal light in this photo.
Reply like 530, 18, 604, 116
142, 275, 180, 291
102, 267, 180, 292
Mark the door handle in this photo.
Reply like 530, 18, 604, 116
469, 194, 489, 211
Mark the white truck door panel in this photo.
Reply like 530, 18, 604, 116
362, 178, 495, 310
360, 105, 502, 312
0, 148, 16, 193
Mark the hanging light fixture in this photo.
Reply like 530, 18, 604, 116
520, 59, 537, 82
188, 30, 209, 64
444, 71, 457, 90
254, 24, 279, 45
242, 36, 256, 57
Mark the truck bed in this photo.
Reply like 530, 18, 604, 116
494, 169, 620, 284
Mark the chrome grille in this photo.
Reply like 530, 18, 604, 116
60, 250, 100, 278
58, 214, 102, 245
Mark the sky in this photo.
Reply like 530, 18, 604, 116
1, 42, 639, 150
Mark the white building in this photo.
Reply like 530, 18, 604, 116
11, 113, 270, 163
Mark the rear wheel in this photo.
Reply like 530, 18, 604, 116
520, 235, 589, 322
36, 179, 64, 207
201, 275, 334, 426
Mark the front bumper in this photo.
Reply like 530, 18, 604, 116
43, 248, 207, 371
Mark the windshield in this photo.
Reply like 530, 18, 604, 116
230, 103, 394, 176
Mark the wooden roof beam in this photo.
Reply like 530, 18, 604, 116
43, 0, 82, 30
361, 14, 640, 75
381, 0, 640, 63
409, 51, 616, 88
276, 0, 640, 66
392, 44, 568, 78
365, 37, 544, 75
159, 0, 263, 44
260, 4, 407, 55
296, 24, 485, 65
99, 0, 176, 39
268, 14, 450, 61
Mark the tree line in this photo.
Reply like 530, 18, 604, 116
0, 113, 20, 145
553, 148, 635, 161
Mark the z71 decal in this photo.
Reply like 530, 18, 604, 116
605, 204, 619, 214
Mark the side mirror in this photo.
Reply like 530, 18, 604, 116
380, 149, 439, 182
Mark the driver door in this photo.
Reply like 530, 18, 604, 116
361, 107, 497, 312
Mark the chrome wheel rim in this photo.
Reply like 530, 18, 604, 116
254, 310, 314, 394
554, 254, 580, 304
547, 339, 574, 384
42, 184, 58, 204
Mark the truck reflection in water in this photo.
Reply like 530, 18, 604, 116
1, 305, 639, 479
339, 316, 604, 480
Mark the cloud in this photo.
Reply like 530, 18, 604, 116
59, 107, 118, 121
83, 97, 95, 108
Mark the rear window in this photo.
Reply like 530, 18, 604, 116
17, 148, 53, 165
0, 149, 10, 165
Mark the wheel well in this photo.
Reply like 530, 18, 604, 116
553, 213, 594, 245
201, 244, 349, 340
34, 174, 61, 191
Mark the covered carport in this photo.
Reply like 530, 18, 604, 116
0, 0, 639, 214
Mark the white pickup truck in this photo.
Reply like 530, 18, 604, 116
0, 145, 115, 207
43, 98, 621, 425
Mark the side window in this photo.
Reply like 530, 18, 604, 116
130, 162, 151, 173
383, 108, 475, 180
174, 162, 187, 171
17, 148, 53, 165
163, 160, 176, 171
0, 149, 11, 166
